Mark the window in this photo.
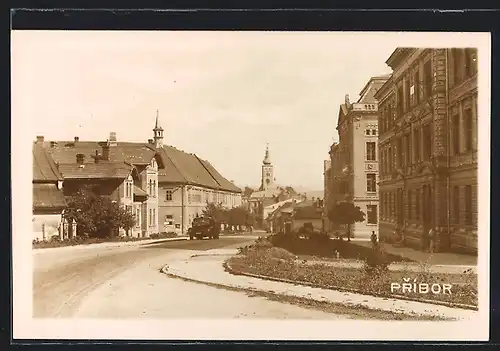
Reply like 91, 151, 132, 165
388, 147, 392, 173
396, 138, 403, 168
149, 209, 152, 226
413, 70, 420, 105
366, 142, 376, 161
465, 185, 473, 225
415, 189, 420, 220
371, 129, 377, 135
407, 190, 412, 220
404, 134, 411, 166
405, 78, 411, 111
452, 48, 463, 86
464, 108, 473, 152
423, 60, 432, 99
465, 48, 478, 77
453, 186, 460, 224
152, 180, 156, 197
388, 104, 393, 128
135, 208, 140, 227
422, 124, 432, 161
452, 113, 461, 155
366, 173, 376, 192
165, 189, 173, 201
365, 129, 370, 136
413, 129, 421, 162
367, 205, 378, 224
148, 179, 152, 196
397, 85, 404, 117
165, 215, 173, 225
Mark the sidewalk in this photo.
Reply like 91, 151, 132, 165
355, 241, 477, 266
33, 236, 188, 254
162, 249, 478, 321
302, 259, 477, 274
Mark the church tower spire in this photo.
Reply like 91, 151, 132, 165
261, 143, 274, 191
153, 109, 164, 148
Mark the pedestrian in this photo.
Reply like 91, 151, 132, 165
428, 228, 436, 253
370, 231, 378, 247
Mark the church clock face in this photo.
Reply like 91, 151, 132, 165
266, 179, 270, 184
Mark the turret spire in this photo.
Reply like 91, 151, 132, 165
153, 109, 164, 148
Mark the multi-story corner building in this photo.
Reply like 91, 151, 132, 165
375, 48, 478, 253
329, 75, 389, 239
34, 114, 242, 238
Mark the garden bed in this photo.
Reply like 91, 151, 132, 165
269, 233, 414, 263
228, 240, 478, 309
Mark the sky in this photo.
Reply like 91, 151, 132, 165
13, 31, 468, 190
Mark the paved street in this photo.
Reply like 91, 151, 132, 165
33, 235, 345, 320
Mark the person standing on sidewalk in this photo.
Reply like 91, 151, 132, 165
428, 228, 436, 253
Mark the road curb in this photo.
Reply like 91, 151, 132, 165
159, 262, 462, 319
33, 237, 188, 253
223, 260, 478, 312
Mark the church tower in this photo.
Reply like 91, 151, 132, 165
261, 144, 274, 191
153, 109, 164, 149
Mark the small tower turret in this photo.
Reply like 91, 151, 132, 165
153, 109, 164, 149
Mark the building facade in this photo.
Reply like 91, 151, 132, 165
34, 114, 242, 238
322, 159, 332, 231
329, 75, 389, 239
376, 48, 478, 253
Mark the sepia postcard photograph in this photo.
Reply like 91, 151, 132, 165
11, 30, 490, 341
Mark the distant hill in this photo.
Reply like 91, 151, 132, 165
240, 185, 324, 199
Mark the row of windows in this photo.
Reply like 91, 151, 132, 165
164, 188, 238, 206
379, 60, 432, 135
380, 185, 474, 226
365, 129, 377, 136
380, 124, 432, 175
452, 107, 475, 155
451, 48, 478, 87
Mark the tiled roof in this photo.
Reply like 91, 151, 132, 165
250, 188, 282, 198
33, 143, 63, 182
42, 139, 240, 193
198, 158, 241, 193
58, 162, 133, 179
134, 185, 148, 197
45, 141, 156, 165
33, 183, 66, 209
157, 146, 241, 193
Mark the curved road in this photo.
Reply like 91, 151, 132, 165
33, 236, 344, 320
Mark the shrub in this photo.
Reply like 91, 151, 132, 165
266, 247, 296, 261
363, 246, 390, 275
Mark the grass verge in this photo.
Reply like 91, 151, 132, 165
227, 241, 477, 309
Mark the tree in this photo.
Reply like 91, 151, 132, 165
201, 201, 227, 223
327, 201, 365, 241
64, 185, 136, 238
243, 186, 254, 198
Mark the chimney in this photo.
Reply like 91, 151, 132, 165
102, 144, 110, 161
50, 141, 58, 148
36, 136, 44, 144
109, 132, 117, 147
74, 136, 79, 142
148, 139, 154, 144
76, 153, 85, 165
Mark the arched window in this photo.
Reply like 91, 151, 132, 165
149, 179, 152, 196
153, 180, 156, 197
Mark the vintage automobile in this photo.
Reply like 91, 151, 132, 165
188, 216, 220, 240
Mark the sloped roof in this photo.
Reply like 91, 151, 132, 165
198, 158, 241, 192
357, 75, 391, 104
157, 146, 241, 193
33, 143, 63, 182
45, 141, 157, 166
58, 162, 133, 179
33, 183, 66, 209
42, 139, 240, 193
134, 185, 148, 197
